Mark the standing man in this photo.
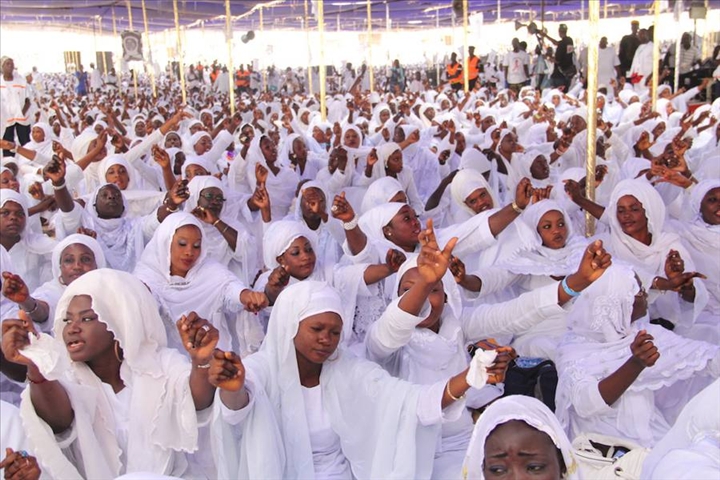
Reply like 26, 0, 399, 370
629, 28, 654, 94
75, 64, 88, 97
664, 32, 701, 88
503, 38, 530, 94
618, 20, 640, 79
467, 46, 481, 90
0, 56, 30, 154
596, 37, 621, 90
539, 24, 576, 92
446, 52, 463, 92
89, 63, 103, 93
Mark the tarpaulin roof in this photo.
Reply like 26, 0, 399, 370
0, 0, 662, 33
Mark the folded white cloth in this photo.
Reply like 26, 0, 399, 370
466, 349, 497, 389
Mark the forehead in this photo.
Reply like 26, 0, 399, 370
61, 243, 94, 256
617, 194, 642, 207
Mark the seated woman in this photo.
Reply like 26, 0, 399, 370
1, 269, 220, 479
0, 190, 55, 291
245, 134, 300, 220
208, 274, 503, 479
278, 133, 325, 181
461, 395, 580, 480
555, 264, 720, 448
1, 234, 105, 332
133, 212, 267, 353
50, 156, 183, 272
366, 221, 514, 480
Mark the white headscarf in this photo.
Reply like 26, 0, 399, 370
214, 281, 439, 480
450, 169, 499, 219
361, 176, 405, 214
19, 269, 200, 479
99, 154, 140, 191
462, 395, 580, 480
25, 122, 54, 164
262, 220, 319, 272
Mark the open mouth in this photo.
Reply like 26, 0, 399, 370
66, 340, 85, 352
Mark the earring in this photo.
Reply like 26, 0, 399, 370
114, 340, 123, 363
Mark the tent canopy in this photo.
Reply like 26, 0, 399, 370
0, 0, 659, 33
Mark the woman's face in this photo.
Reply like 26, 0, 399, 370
424, 107, 436, 122
164, 133, 182, 149
201, 112, 213, 127
184, 164, 209, 181
343, 128, 360, 149
499, 133, 518, 155
530, 155, 550, 180
398, 268, 444, 331
631, 276, 648, 322
393, 126, 406, 143
616, 195, 649, 239
292, 137, 308, 162
700, 187, 720, 225
482, 420, 564, 480
173, 151, 186, 176
312, 126, 326, 144
300, 187, 326, 222
0, 171, 19, 192
278, 236, 316, 280
385, 149, 403, 175
105, 164, 129, 190
384, 205, 421, 249
169, 225, 202, 278
389, 190, 408, 204
551, 94, 561, 107
293, 311, 343, 365
198, 186, 225, 217
379, 109, 391, 124
134, 121, 146, 137
0, 201, 26, 238
481, 116, 496, 132
455, 132, 466, 154
59, 243, 97, 285
464, 188, 494, 214
651, 122, 665, 140
94, 184, 124, 219
31, 127, 45, 143
537, 210, 568, 250
193, 135, 213, 155
62, 295, 116, 363
260, 137, 278, 164
189, 123, 204, 135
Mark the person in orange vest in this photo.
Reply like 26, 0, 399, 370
235, 66, 250, 95
467, 46, 481, 90
446, 52, 463, 92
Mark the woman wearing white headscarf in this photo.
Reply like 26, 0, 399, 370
133, 212, 267, 353
246, 134, 300, 219
4, 269, 219, 479
449, 169, 500, 225
98, 154, 166, 217
7, 123, 55, 176
597, 179, 708, 336
277, 133, 324, 181
359, 176, 407, 214
555, 264, 720, 448
0, 189, 55, 291
366, 249, 511, 480
209, 280, 482, 480
462, 395, 581, 480
1, 234, 105, 333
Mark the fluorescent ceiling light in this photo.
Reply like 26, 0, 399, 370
408, 20, 422, 24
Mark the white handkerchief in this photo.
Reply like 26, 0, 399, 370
466, 349, 497, 389
21, 332, 71, 381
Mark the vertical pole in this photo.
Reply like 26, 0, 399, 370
651, 0, 660, 112
318, 0, 327, 121
436, 9, 440, 88
386, 1, 391, 84
173, 0, 187, 104
141, 0, 157, 98
604, 0, 608, 19
260, 7, 267, 92
673, 0, 683, 93
497, 0, 501, 22
99, 18, 108, 75
305, 0, 313, 95
462, 0, 469, 92
126, 0, 138, 99
581, 0, 585, 21
225, 0, 235, 114
584, 0, 600, 236
367, 0, 374, 92
112, 6, 117, 36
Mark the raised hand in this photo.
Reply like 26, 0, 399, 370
486, 346, 517, 384
366, 148, 379, 168
515, 177, 533, 210
208, 349, 245, 392
416, 218, 458, 285
43, 155, 66, 185
0, 448, 42, 480
76, 227, 97, 238
330, 192, 356, 223
177, 312, 219, 364
575, 239, 612, 285
1, 272, 29, 304
167, 178, 189, 208
239, 289, 269, 313
255, 162, 269, 185
449, 255, 467, 284
152, 145, 171, 170
0, 315, 39, 368
385, 248, 406, 273
630, 330, 659, 368
191, 206, 219, 225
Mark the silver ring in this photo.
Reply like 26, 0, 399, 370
201, 325, 211, 332
331, 205, 338, 213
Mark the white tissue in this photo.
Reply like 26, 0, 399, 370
466, 349, 497, 389
21, 332, 71, 381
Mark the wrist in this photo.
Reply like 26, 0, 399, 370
566, 273, 591, 294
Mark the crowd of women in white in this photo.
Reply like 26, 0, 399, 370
1, 52, 719, 480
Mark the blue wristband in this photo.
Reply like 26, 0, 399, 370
561, 276, 581, 298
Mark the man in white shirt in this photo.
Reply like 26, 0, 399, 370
503, 38, 530, 94
597, 37, 621, 88
0, 57, 30, 155
629, 29, 654, 94
89, 63, 103, 93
